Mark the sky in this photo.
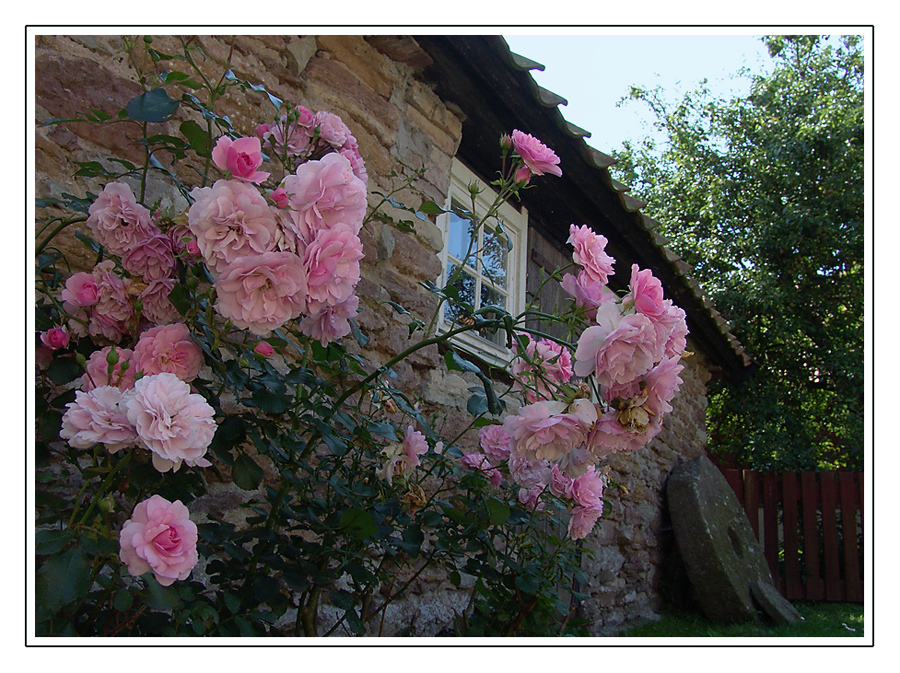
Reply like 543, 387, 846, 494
501, 32, 776, 155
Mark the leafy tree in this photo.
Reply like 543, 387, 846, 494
613, 35, 864, 471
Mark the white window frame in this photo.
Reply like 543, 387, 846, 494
436, 159, 529, 366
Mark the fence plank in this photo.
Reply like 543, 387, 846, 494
839, 472, 863, 602
744, 470, 760, 539
801, 472, 825, 600
721, 468, 744, 507
762, 473, 781, 591
781, 472, 804, 600
820, 473, 843, 601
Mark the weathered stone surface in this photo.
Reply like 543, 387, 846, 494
750, 579, 804, 625
666, 455, 798, 623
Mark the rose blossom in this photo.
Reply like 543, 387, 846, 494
86, 182, 159, 257
518, 484, 546, 512
511, 129, 562, 181
124, 372, 216, 473
298, 294, 358, 345
215, 251, 308, 335
188, 180, 279, 275
548, 463, 575, 499
133, 323, 204, 383
313, 110, 350, 148
61, 272, 99, 307
569, 466, 606, 510
119, 495, 198, 586
507, 453, 549, 489
270, 187, 290, 210
303, 224, 364, 311
40, 327, 69, 350
510, 338, 574, 402
625, 264, 666, 319
211, 136, 270, 184
573, 301, 663, 389
461, 452, 503, 487
503, 399, 597, 463
90, 260, 135, 341
568, 502, 604, 541
568, 224, 615, 286
478, 424, 512, 462
60, 385, 137, 452
259, 105, 315, 157
82, 346, 135, 391
402, 425, 428, 471
140, 279, 180, 325
560, 272, 614, 322
254, 341, 275, 357
282, 152, 368, 239
122, 232, 176, 282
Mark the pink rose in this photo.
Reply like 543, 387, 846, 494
40, 327, 69, 350
133, 323, 204, 383
82, 346, 136, 391
87, 182, 159, 257
60, 385, 137, 452
122, 233, 176, 282
402, 425, 428, 471
510, 338, 574, 403
254, 341, 275, 357
313, 110, 350, 148
507, 453, 549, 490
568, 224, 615, 286
568, 503, 604, 541
270, 187, 290, 210
282, 153, 368, 239
548, 463, 575, 499
573, 302, 663, 389
188, 180, 279, 275
140, 279, 181, 325
303, 224, 364, 311
626, 264, 666, 318
61, 272, 99, 307
461, 452, 503, 487
511, 129, 562, 180
569, 466, 606, 509
211, 136, 270, 184
478, 424, 512, 462
119, 495, 198, 586
124, 372, 216, 473
662, 303, 688, 358
298, 294, 358, 345
214, 252, 308, 335
560, 272, 615, 322
89, 261, 135, 342
502, 399, 597, 463
261, 106, 315, 158
518, 484, 546, 512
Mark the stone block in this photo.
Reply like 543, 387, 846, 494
667, 455, 801, 624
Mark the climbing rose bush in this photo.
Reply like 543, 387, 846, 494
35, 39, 688, 637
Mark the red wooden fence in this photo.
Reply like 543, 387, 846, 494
715, 467, 863, 603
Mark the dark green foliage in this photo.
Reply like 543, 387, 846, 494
615, 35, 864, 471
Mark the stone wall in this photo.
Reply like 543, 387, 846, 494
34, 33, 713, 636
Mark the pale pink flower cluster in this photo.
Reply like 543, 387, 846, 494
509, 338, 574, 403
133, 323, 204, 383
62, 261, 136, 342
256, 105, 368, 185
187, 125, 367, 339
62, 371, 217, 473
119, 495, 198, 586
489, 219, 687, 540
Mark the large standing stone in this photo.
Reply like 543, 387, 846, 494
666, 455, 802, 624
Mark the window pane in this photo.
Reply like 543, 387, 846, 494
447, 211, 475, 268
444, 263, 476, 326
480, 283, 507, 311
481, 224, 509, 289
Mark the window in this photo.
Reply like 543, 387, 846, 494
437, 160, 528, 364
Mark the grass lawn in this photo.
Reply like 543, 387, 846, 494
620, 601, 864, 638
